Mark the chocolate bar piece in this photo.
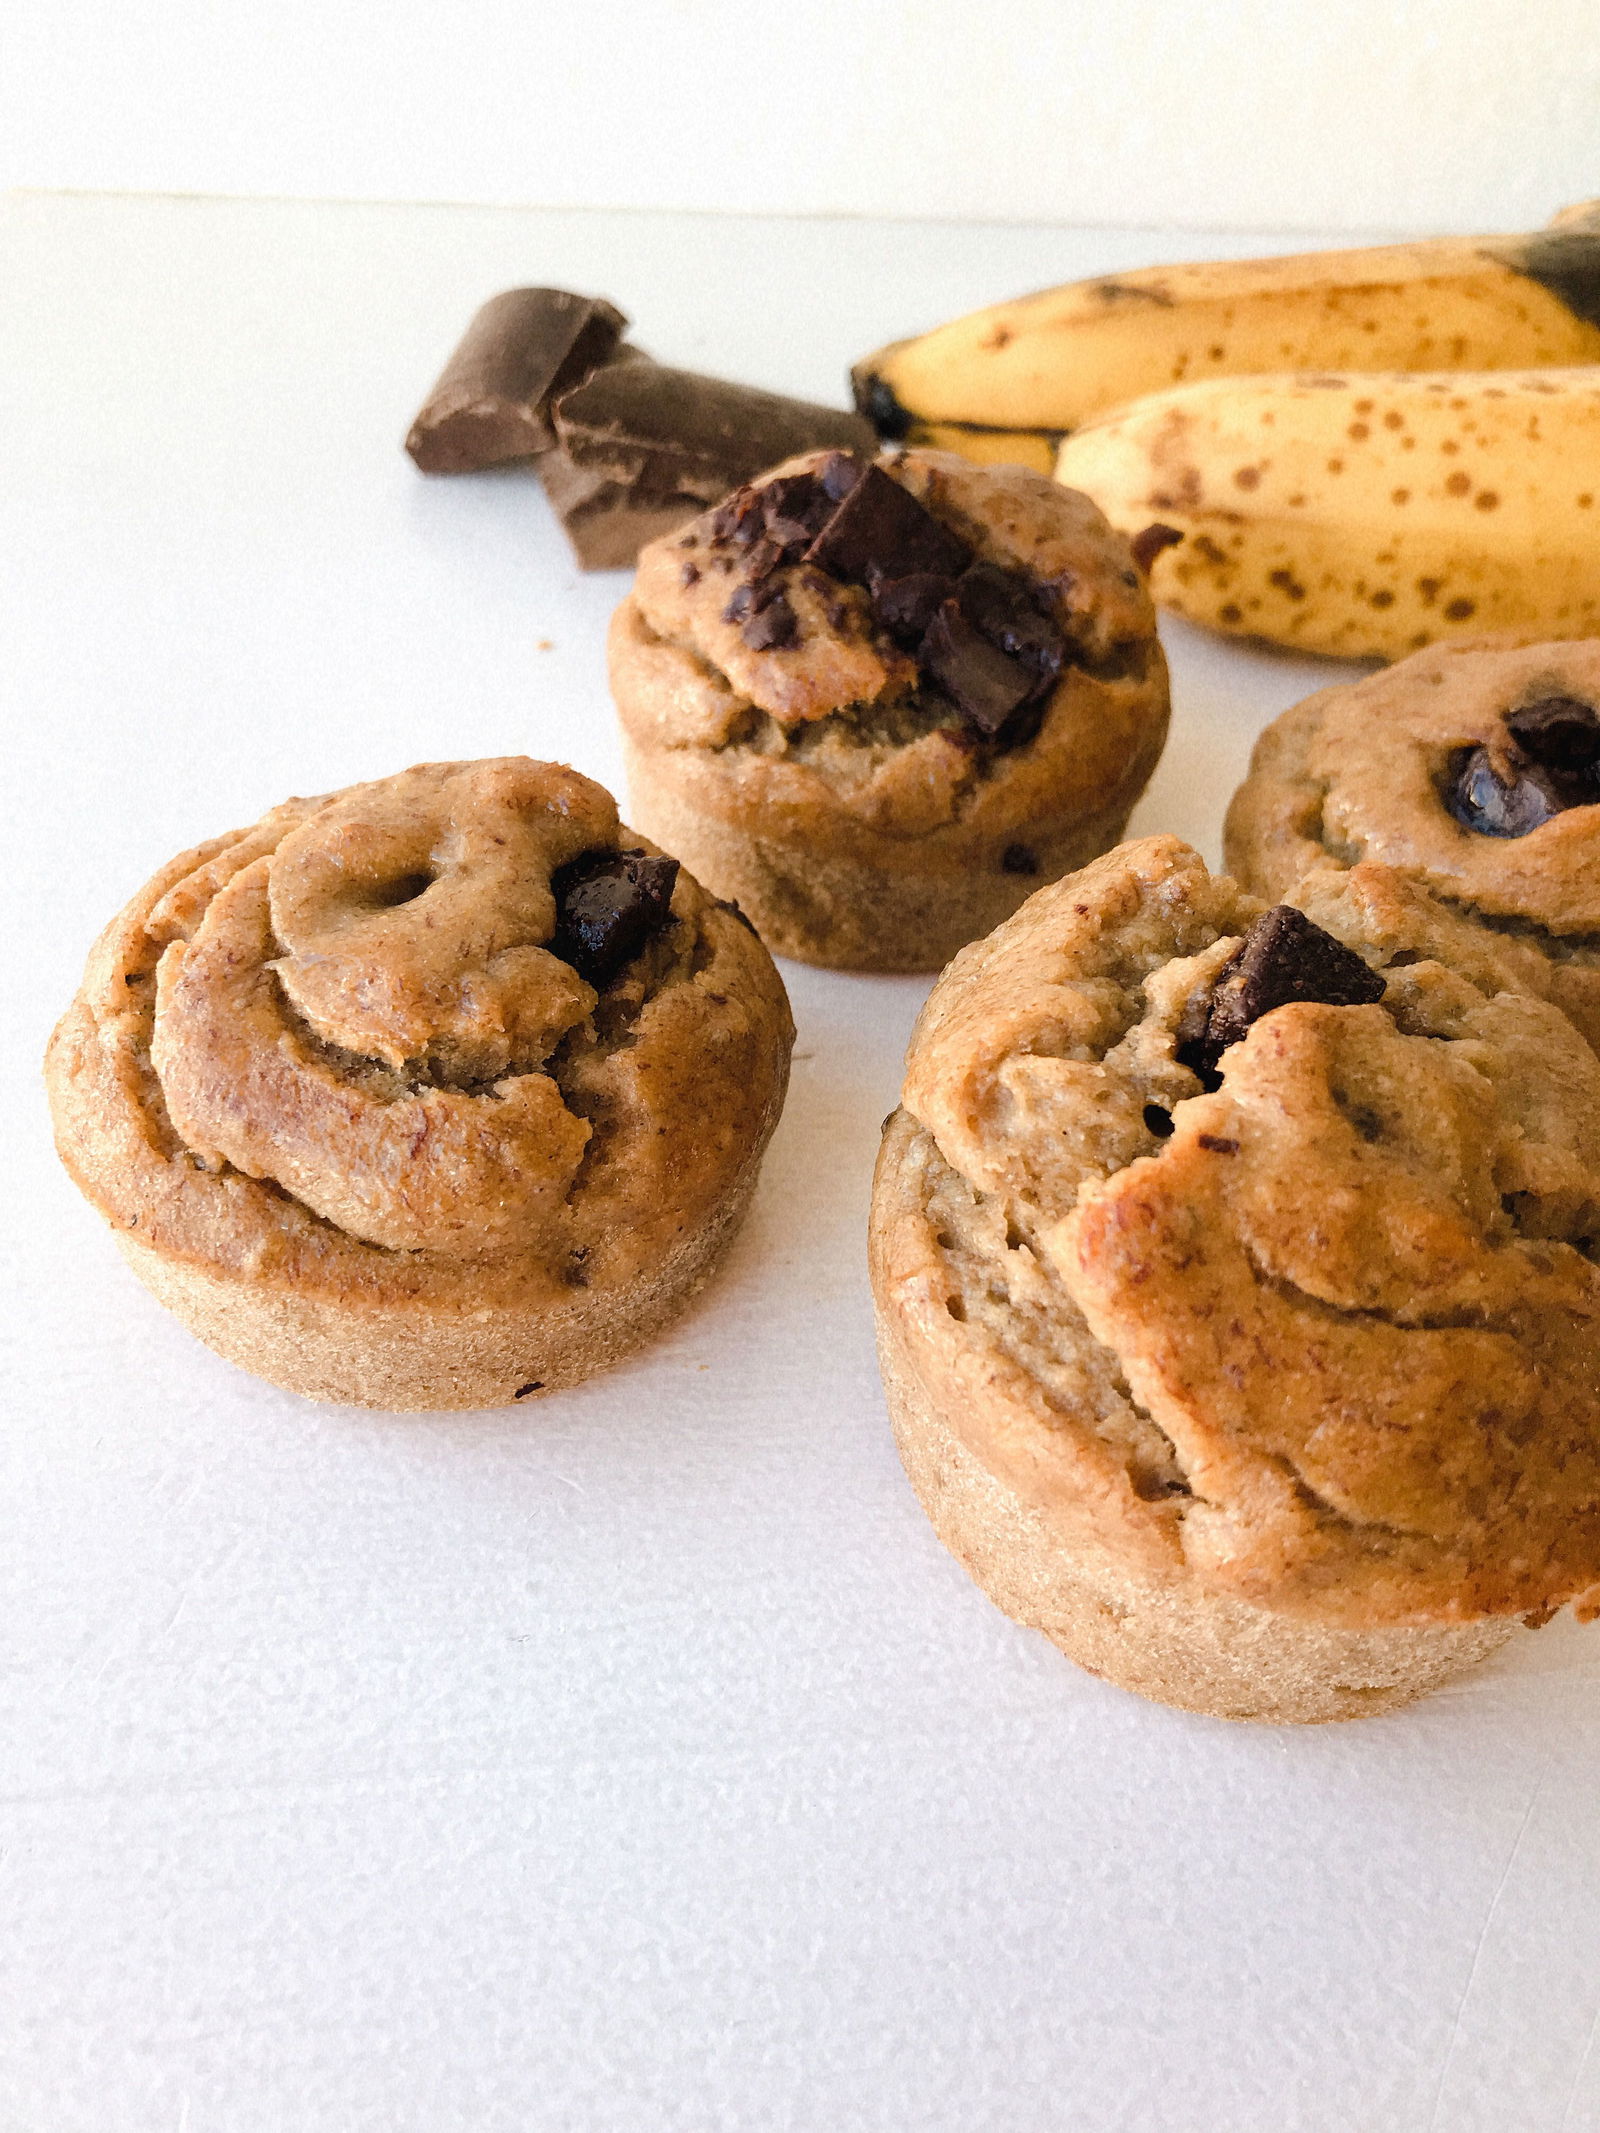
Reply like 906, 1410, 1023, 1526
539, 363, 875, 567
405, 289, 627, 473
551, 363, 875, 497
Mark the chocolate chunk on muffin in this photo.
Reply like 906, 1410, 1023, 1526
45, 759, 794, 1409
609, 448, 1170, 970
870, 834, 1600, 1722
1225, 636, 1600, 1048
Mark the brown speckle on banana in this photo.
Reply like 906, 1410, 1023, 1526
1054, 368, 1600, 660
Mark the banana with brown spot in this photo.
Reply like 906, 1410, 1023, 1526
1053, 367, 1600, 661
852, 208, 1600, 455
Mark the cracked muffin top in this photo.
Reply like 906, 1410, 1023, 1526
46, 758, 793, 1307
1225, 637, 1600, 937
874, 833, 1600, 1628
609, 447, 1167, 845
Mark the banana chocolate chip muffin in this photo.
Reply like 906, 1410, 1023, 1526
609, 447, 1170, 971
1226, 636, 1600, 1048
870, 834, 1600, 1723
46, 758, 794, 1409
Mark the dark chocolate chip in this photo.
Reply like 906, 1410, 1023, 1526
919, 601, 1035, 737
1129, 522, 1184, 574
549, 847, 679, 987
708, 487, 766, 547
871, 569, 962, 646
513, 1382, 544, 1399
1505, 695, 1600, 771
741, 594, 799, 650
1176, 905, 1385, 1081
760, 473, 835, 554
806, 462, 971, 585
1001, 842, 1039, 875
722, 576, 786, 625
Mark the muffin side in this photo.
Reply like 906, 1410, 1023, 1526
869, 833, 1600, 1719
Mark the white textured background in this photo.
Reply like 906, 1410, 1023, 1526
3, 0, 1596, 232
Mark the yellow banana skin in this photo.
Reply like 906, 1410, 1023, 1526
898, 418, 1060, 475
1053, 367, 1600, 661
853, 219, 1600, 443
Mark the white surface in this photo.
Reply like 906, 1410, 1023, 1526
5, 0, 1599, 234
4, 191, 1599, 2133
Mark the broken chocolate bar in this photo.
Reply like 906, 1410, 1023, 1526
1177, 905, 1385, 1083
405, 289, 627, 473
541, 363, 873, 570
549, 848, 679, 987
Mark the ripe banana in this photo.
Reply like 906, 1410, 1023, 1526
853, 210, 1600, 454
1053, 367, 1600, 661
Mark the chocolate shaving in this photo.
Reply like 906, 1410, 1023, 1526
1129, 522, 1184, 575
741, 595, 799, 651
549, 848, 679, 988
871, 570, 962, 646
1177, 905, 1385, 1083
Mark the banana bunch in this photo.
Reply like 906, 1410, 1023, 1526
853, 209, 1600, 462
1054, 367, 1600, 660
854, 206, 1600, 658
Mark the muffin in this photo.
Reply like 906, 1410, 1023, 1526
609, 447, 1170, 971
46, 758, 794, 1409
1225, 636, 1600, 1047
870, 834, 1600, 1723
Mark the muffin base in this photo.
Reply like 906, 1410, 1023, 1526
876, 1309, 1520, 1724
623, 740, 1138, 972
117, 1167, 759, 1412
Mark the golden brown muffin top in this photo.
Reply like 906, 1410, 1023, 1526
1225, 636, 1600, 934
611, 448, 1167, 844
48, 758, 793, 1304
890, 833, 1600, 1627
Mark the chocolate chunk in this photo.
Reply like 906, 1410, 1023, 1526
1177, 905, 1385, 1081
1129, 522, 1184, 575
760, 474, 836, 555
406, 289, 627, 472
708, 486, 767, 547
549, 848, 679, 987
806, 463, 972, 584
1447, 748, 1564, 836
1505, 695, 1600, 771
871, 570, 962, 646
741, 594, 799, 651
919, 602, 1035, 737
957, 562, 1067, 689
817, 451, 866, 501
